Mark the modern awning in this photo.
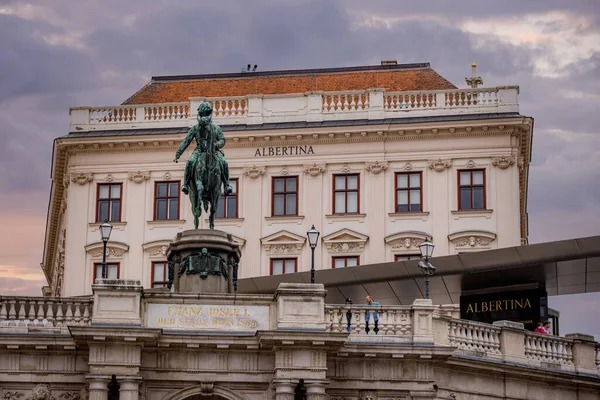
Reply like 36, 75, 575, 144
237, 236, 600, 304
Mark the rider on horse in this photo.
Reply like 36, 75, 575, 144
173, 102, 233, 197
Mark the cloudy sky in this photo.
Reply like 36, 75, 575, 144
1, 0, 599, 336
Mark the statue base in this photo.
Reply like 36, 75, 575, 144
166, 229, 241, 293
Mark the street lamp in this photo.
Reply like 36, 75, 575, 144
99, 220, 113, 279
418, 237, 436, 300
307, 225, 320, 284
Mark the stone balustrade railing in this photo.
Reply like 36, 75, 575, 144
326, 305, 412, 338
525, 332, 574, 365
0, 296, 93, 327
448, 318, 501, 355
69, 86, 519, 131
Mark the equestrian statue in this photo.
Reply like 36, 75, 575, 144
173, 102, 233, 229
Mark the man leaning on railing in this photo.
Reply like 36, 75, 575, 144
365, 295, 380, 334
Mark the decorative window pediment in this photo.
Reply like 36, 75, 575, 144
448, 230, 497, 251
322, 228, 368, 254
142, 240, 171, 258
385, 231, 431, 254
260, 230, 306, 256
85, 241, 129, 259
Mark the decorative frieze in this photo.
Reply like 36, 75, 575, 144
243, 166, 265, 179
385, 231, 430, 254
71, 172, 93, 185
359, 390, 377, 400
465, 160, 478, 169
86, 242, 129, 259
3, 392, 24, 400
29, 385, 53, 400
261, 231, 306, 255
303, 163, 327, 177
365, 161, 388, 175
127, 171, 150, 183
428, 159, 452, 172
448, 230, 497, 250
492, 156, 516, 170
322, 229, 368, 254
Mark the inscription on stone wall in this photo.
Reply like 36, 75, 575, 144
146, 304, 270, 331
254, 146, 314, 157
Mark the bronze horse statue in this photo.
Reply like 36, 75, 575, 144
173, 102, 233, 229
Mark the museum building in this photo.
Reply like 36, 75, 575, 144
43, 61, 532, 297
0, 62, 599, 400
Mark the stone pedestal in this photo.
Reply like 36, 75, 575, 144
167, 229, 241, 293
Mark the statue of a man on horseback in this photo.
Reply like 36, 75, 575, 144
173, 102, 233, 229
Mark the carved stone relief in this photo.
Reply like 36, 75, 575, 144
127, 171, 150, 183
29, 385, 54, 400
401, 162, 413, 171
71, 173, 93, 185
340, 164, 352, 173
105, 174, 115, 182
3, 392, 24, 400
365, 161, 388, 175
280, 166, 290, 176
359, 390, 377, 400
428, 159, 452, 172
465, 160, 477, 169
448, 231, 496, 249
90, 247, 126, 258
303, 163, 327, 177
162, 172, 172, 181
492, 157, 515, 170
243, 166, 265, 179
330, 242, 362, 253
453, 236, 493, 248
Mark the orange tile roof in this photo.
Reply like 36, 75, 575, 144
123, 63, 456, 105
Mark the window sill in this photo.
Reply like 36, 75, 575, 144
89, 222, 127, 231
265, 215, 305, 226
451, 209, 493, 219
146, 219, 186, 230
205, 217, 245, 227
325, 213, 366, 224
388, 212, 429, 222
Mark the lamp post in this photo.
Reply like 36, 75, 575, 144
307, 225, 320, 284
418, 237, 436, 300
99, 220, 113, 279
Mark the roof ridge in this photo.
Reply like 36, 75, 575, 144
150, 62, 432, 82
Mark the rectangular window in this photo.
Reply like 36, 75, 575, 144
216, 178, 238, 218
272, 177, 298, 216
93, 262, 120, 281
333, 174, 359, 214
151, 261, 168, 288
458, 169, 486, 210
97, 183, 122, 222
332, 256, 359, 268
395, 254, 421, 261
395, 172, 422, 212
154, 181, 180, 220
270, 258, 297, 275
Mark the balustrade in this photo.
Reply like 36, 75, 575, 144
145, 103, 189, 120
322, 91, 369, 112
525, 333, 574, 365
445, 88, 499, 107
448, 319, 501, 355
208, 97, 247, 117
384, 92, 436, 110
89, 106, 137, 123
71, 86, 519, 131
325, 305, 412, 337
0, 296, 93, 328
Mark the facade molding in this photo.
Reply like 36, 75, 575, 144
385, 231, 431, 254
85, 241, 130, 259
303, 163, 327, 177
260, 230, 306, 256
448, 230, 497, 250
365, 161, 388, 175
322, 228, 369, 254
